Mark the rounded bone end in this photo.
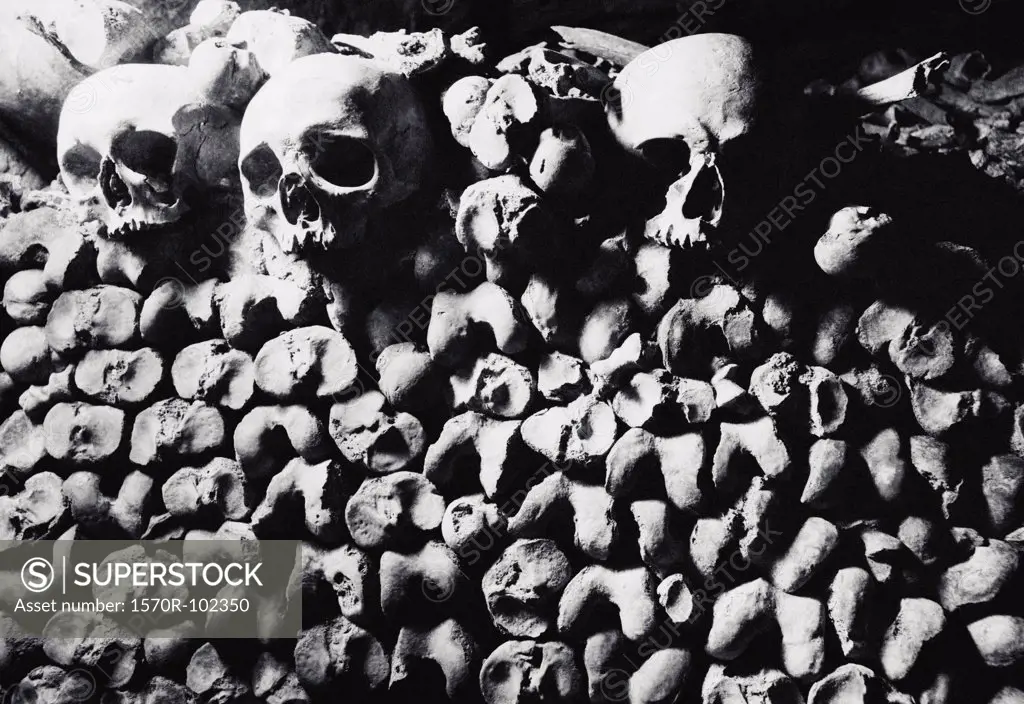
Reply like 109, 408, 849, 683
479, 640, 581, 704
483, 538, 572, 638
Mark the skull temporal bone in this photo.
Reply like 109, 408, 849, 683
57, 64, 241, 238
607, 34, 763, 248
239, 53, 433, 254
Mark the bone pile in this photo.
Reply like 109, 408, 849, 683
1, 1, 1023, 703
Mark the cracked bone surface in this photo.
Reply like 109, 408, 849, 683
456, 174, 553, 290
557, 565, 660, 641
479, 640, 581, 704
482, 538, 572, 637
251, 457, 348, 541
520, 394, 618, 466
329, 390, 426, 474
293, 615, 388, 691
304, 542, 376, 625
162, 457, 250, 523
75, 347, 164, 406
255, 325, 358, 400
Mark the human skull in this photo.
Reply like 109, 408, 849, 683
225, 10, 336, 77
57, 64, 240, 238
238, 53, 433, 254
607, 34, 763, 249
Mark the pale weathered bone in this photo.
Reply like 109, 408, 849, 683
329, 391, 426, 475
483, 539, 572, 638
0, 15, 92, 145
449, 353, 537, 419
879, 598, 945, 681
529, 125, 595, 196
294, 616, 388, 691
19, 365, 76, 418
44, 401, 126, 464
521, 394, 618, 466
46, 285, 141, 355
0, 410, 48, 475
479, 640, 581, 704
379, 541, 470, 618
239, 52, 432, 253
508, 471, 619, 560
968, 615, 1024, 668
172, 339, 255, 410
442, 494, 507, 559
75, 348, 164, 405
0, 472, 63, 541
427, 282, 531, 368
345, 472, 445, 551
251, 458, 348, 542
606, 428, 707, 512
55, 0, 155, 70
3, 269, 54, 324
225, 10, 335, 77
306, 542, 376, 625
188, 38, 268, 109
608, 34, 761, 247
632, 498, 689, 576
163, 458, 250, 523
57, 64, 240, 237
0, 326, 54, 384
234, 404, 332, 478
391, 619, 478, 700
424, 411, 526, 498
456, 175, 553, 290
557, 565, 659, 641
64, 469, 153, 536
130, 398, 225, 465
187, 643, 250, 700
255, 325, 358, 401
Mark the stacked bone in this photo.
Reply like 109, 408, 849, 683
1, 7, 1024, 704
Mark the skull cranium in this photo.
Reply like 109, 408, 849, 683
607, 34, 763, 249
57, 64, 241, 238
238, 53, 433, 254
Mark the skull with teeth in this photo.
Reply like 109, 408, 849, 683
238, 53, 433, 254
57, 64, 241, 238
607, 34, 763, 249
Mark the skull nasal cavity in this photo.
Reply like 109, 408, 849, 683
639, 138, 692, 178
280, 173, 320, 225
307, 134, 376, 188
682, 162, 725, 223
110, 131, 177, 176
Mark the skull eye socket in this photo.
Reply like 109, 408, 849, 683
305, 134, 377, 189
60, 143, 103, 191
240, 143, 284, 197
638, 138, 692, 179
110, 131, 178, 177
